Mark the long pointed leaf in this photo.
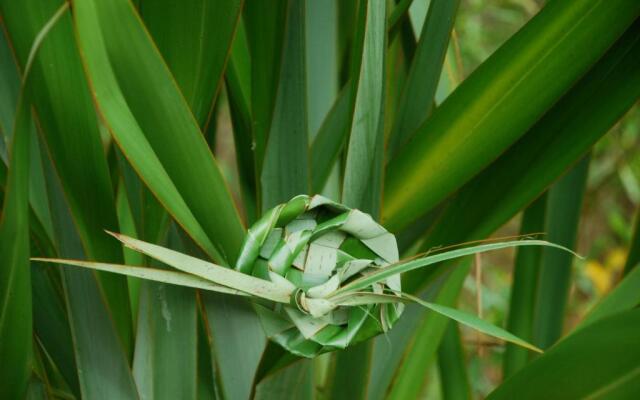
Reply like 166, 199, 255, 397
132, 228, 198, 400
73, 0, 245, 264
334, 240, 574, 296
341, 0, 386, 215
503, 194, 547, 377
387, 0, 459, 157
32, 258, 249, 296
43, 138, 139, 399
1, 0, 134, 349
139, 0, 242, 128
488, 309, 640, 400
0, 60, 32, 400
407, 20, 640, 293
261, 0, 309, 209
533, 155, 590, 349
383, 0, 640, 231
108, 232, 292, 303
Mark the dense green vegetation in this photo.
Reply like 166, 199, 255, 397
1, 0, 639, 399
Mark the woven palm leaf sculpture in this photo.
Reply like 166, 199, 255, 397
235, 194, 403, 356
35, 194, 575, 357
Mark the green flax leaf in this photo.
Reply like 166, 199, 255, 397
42, 134, 139, 399
334, 240, 575, 296
0, 60, 33, 400
533, 156, 590, 350
387, 0, 459, 157
341, 0, 386, 215
1, 0, 134, 350
139, 0, 242, 128
0, 5, 67, 398
383, 0, 640, 232
407, 19, 640, 293
488, 309, 640, 400
132, 228, 199, 400
244, 0, 288, 178
503, 195, 547, 377
261, 0, 309, 209
31, 257, 249, 296
73, 0, 245, 264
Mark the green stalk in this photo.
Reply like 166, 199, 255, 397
438, 322, 471, 400
533, 155, 590, 350
503, 194, 547, 377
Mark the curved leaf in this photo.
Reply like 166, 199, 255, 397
488, 309, 640, 400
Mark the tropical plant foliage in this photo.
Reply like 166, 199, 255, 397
0, 0, 639, 399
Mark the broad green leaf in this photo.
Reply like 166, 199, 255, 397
73, 0, 245, 264
60, 271, 139, 399
579, 261, 640, 328
31, 260, 80, 397
43, 141, 138, 399
226, 22, 258, 223
0, 62, 32, 400
387, 0, 414, 35
0, 5, 68, 397
261, 0, 309, 209
254, 359, 313, 400
341, 0, 386, 215
132, 227, 198, 400
330, 2, 386, 396
197, 314, 218, 400
387, 0, 459, 157
139, 0, 242, 128
115, 178, 143, 319
383, 0, 640, 232
437, 323, 471, 400
503, 195, 547, 377
306, 0, 339, 137
203, 293, 267, 400
244, 0, 288, 178
310, 85, 351, 193
487, 309, 640, 400
407, 20, 640, 293
1, 0, 133, 349
327, 342, 373, 400
533, 155, 590, 349
0, 25, 19, 159
1, 10, 56, 262
306, 0, 342, 196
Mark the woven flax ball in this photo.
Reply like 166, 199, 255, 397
234, 194, 403, 357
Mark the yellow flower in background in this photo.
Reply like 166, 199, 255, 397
585, 247, 627, 295
585, 260, 609, 295
605, 248, 627, 272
